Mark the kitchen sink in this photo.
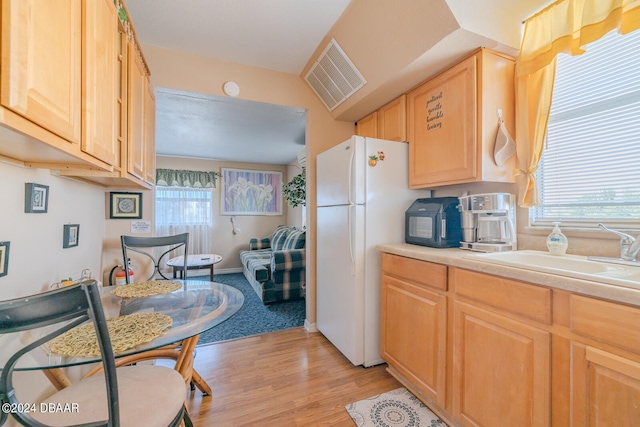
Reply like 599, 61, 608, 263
464, 250, 640, 290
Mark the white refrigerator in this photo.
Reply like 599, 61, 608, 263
316, 135, 431, 367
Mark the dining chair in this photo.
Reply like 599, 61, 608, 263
118, 233, 212, 395
0, 280, 192, 427
121, 233, 189, 283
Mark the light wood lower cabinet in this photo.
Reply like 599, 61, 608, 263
381, 274, 446, 405
571, 343, 640, 426
381, 253, 640, 427
452, 301, 550, 427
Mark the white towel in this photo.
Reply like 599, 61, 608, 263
493, 117, 517, 166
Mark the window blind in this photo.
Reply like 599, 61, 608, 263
529, 29, 640, 229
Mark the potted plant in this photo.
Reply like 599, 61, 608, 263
282, 168, 306, 208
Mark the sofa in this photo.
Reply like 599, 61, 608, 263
239, 225, 306, 304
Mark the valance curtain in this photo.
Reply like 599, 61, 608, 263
515, 0, 640, 207
156, 168, 219, 188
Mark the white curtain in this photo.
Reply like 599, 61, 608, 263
155, 187, 213, 256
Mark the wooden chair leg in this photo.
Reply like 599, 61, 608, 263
190, 369, 212, 396
43, 368, 72, 390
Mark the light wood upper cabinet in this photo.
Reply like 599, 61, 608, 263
355, 111, 377, 138
356, 95, 407, 142
127, 44, 146, 180
144, 83, 156, 184
407, 48, 516, 188
377, 95, 407, 142
1, 0, 82, 144
82, 0, 119, 166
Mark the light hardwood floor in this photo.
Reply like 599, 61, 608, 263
186, 328, 401, 426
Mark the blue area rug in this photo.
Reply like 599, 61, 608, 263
195, 273, 306, 345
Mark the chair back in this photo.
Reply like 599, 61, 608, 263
0, 281, 119, 427
121, 233, 189, 283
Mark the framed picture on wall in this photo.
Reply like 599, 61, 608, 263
24, 183, 49, 213
109, 192, 142, 219
221, 168, 283, 215
63, 224, 80, 248
0, 241, 9, 277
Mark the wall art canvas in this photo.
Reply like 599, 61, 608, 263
221, 168, 283, 215
0, 241, 9, 277
63, 224, 80, 248
110, 192, 142, 219
25, 183, 49, 213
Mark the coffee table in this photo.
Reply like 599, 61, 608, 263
166, 254, 222, 281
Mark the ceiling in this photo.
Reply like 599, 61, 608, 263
125, 0, 351, 165
124, 0, 553, 165
155, 88, 306, 164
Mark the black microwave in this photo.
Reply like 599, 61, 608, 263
405, 197, 462, 248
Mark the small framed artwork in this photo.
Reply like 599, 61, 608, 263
63, 224, 80, 248
25, 183, 49, 213
0, 241, 9, 277
109, 192, 142, 219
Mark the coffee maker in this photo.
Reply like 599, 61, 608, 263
458, 193, 517, 252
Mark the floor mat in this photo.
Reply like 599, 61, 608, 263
345, 387, 446, 427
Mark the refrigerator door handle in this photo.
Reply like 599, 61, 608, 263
347, 145, 355, 205
348, 204, 355, 276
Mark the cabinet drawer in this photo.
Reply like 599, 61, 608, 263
570, 294, 640, 354
381, 253, 447, 290
452, 267, 552, 324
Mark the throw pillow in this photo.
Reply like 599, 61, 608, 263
271, 226, 290, 251
283, 228, 306, 250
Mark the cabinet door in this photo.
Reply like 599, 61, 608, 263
355, 111, 377, 138
127, 45, 146, 180
1, 0, 81, 144
408, 55, 477, 188
452, 301, 550, 427
381, 274, 447, 405
83, 0, 118, 165
571, 343, 640, 426
377, 95, 406, 142
144, 82, 156, 184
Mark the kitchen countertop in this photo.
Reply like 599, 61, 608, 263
376, 243, 640, 307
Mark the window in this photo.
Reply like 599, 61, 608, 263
155, 187, 213, 255
529, 29, 640, 229
155, 187, 212, 226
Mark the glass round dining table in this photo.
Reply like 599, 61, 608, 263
0, 279, 244, 371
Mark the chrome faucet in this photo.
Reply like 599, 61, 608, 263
596, 223, 640, 261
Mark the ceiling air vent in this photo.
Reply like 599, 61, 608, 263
305, 39, 366, 111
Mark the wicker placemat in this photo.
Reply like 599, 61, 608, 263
49, 313, 173, 357
112, 280, 182, 298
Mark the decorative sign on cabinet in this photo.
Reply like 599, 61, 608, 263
407, 48, 516, 188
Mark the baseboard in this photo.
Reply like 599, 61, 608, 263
304, 319, 318, 332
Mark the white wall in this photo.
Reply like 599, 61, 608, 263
0, 160, 107, 416
156, 156, 290, 272
0, 161, 105, 298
